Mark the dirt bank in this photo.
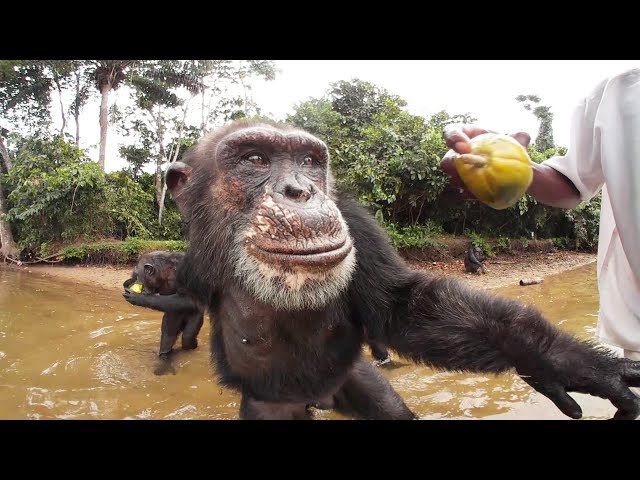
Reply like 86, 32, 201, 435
12, 250, 596, 292
408, 250, 597, 290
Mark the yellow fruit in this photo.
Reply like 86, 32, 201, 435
129, 283, 144, 294
454, 133, 533, 210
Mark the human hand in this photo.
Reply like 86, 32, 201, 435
440, 125, 531, 199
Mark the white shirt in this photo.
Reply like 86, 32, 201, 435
543, 68, 640, 352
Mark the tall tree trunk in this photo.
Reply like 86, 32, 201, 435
159, 98, 192, 225
0, 136, 12, 171
0, 136, 18, 259
0, 180, 17, 259
54, 77, 66, 138
158, 139, 180, 225
201, 88, 206, 136
98, 82, 111, 171
74, 69, 81, 147
155, 146, 165, 207
154, 109, 166, 207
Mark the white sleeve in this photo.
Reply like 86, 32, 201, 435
542, 81, 608, 202
546, 68, 640, 277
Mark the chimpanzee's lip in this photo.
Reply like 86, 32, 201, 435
247, 237, 353, 269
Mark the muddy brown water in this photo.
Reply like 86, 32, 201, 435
0, 262, 616, 420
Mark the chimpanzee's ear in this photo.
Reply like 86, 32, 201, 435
144, 263, 156, 276
166, 161, 193, 209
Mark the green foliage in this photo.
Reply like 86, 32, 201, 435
286, 78, 599, 251
1, 72, 602, 258
552, 237, 570, 249
383, 222, 441, 249
496, 236, 511, 252
58, 238, 188, 264
289, 79, 475, 226
467, 232, 495, 257
3, 135, 186, 247
0, 60, 53, 133
104, 170, 185, 241
527, 144, 567, 164
104, 171, 156, 239
118, 145, 151, 179
564, 192, 601, 250
516, 94, 554, 155
37, 242, 53, 258
5, 135, 111, 246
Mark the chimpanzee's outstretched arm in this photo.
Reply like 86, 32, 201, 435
123, 291, 200, 313
339, 195, 640, 420
389, 274, 640, 419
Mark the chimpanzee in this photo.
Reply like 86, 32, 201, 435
464, 245, 487, 274
124, 119, 640, 420
123, 251, 205, 376
18, 247, 36, 263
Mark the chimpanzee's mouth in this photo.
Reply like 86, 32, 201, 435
247, 236, 353, 269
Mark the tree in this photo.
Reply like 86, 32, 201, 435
0, 61, 52, 134
92, 60, 137, 171
118, 60, 202, 209
0, 61, 53, 259
195, 60, 277, 135
0, 128, 18, 258
1, 61, 95, 148
516, 94, 555, 152
4, 136, 111, 247
117, 60, 277, 225
46, 60, 74, 138
69, 61, 94, 147
289, 79, 476, 225
118, 144, 152, 180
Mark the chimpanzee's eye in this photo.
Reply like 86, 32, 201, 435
300, 154, 315, 167
243, 152, 270, 166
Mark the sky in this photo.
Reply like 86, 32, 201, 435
76, 60, 639, 172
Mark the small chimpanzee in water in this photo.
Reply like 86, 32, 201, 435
125, 119, 640, 420
464, 244, 487, 274
123, 251, 205, 376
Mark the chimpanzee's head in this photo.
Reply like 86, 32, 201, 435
166, 120, 356, 310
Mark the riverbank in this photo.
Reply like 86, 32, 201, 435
9, 250, 597, 292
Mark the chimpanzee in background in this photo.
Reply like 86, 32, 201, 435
123, 251, 204, 376
124, 119, 640, 420
18, 247, 36, 263
464, 244, 487, 274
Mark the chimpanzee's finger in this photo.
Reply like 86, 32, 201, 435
541, 384, 583, 419
607, 384, 640, 420
619, 358, 640, 387
520, 376, 583, 419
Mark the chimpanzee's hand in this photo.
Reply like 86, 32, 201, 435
123, 277, 135, 290
516, 350, 640, 420
123, 291, 151, 308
